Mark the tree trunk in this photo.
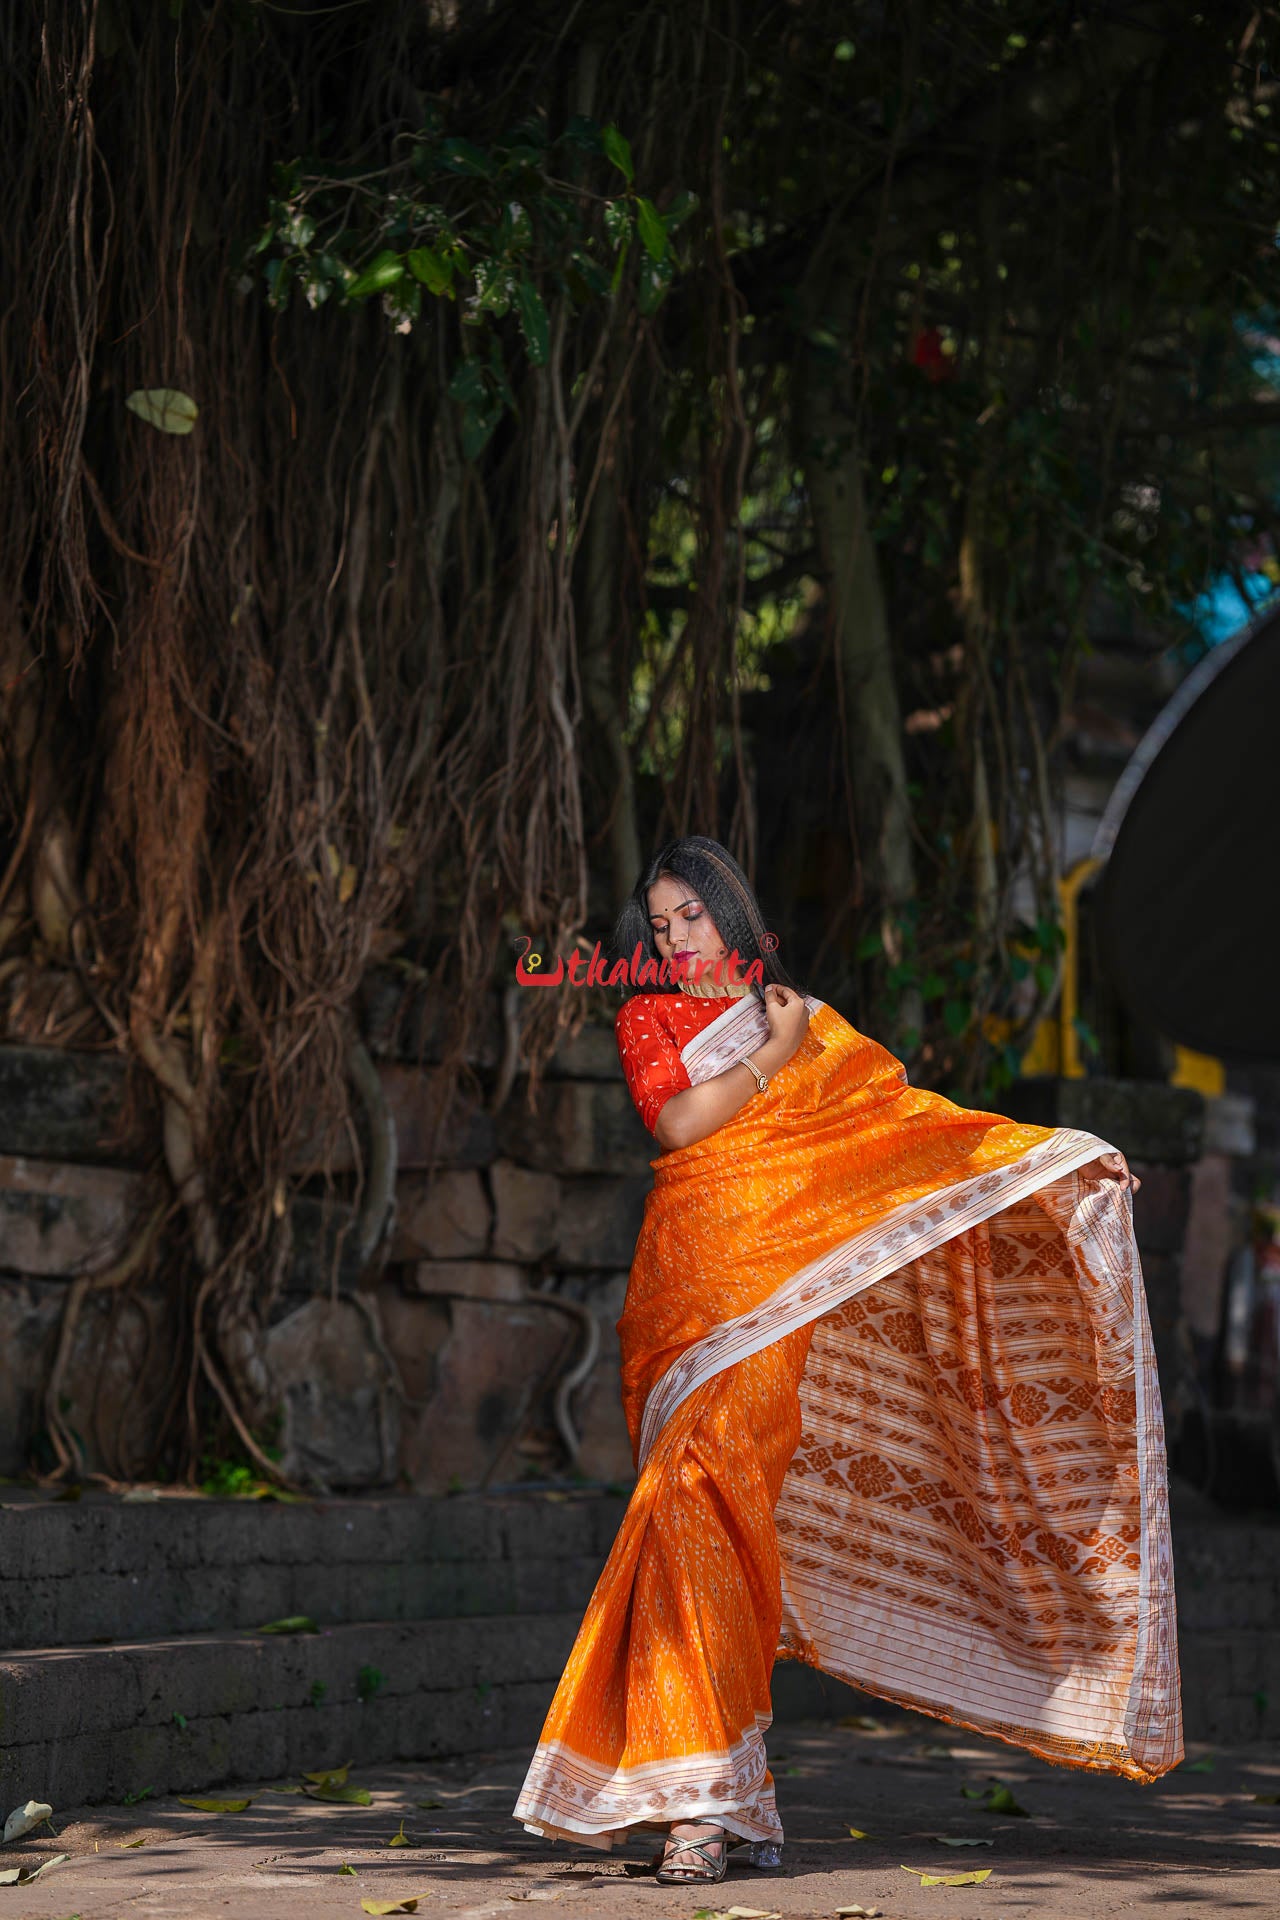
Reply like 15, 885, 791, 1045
578, 461, 642, 907
796, 273, 920, 1044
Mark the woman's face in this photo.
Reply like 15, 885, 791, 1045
646, 873, 733, 988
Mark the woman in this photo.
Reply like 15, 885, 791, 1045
512, 835, 1182, 1884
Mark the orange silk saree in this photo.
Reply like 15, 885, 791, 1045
512, 993, 1183, 1849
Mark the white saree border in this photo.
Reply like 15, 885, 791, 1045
514, 1712, 782, 1849
637, 1122, 1123, 1469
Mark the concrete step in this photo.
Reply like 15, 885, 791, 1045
1175, 1630, 1280, 1744
0, 1616, 866, 1811
9, 1490, 628, 1649
11, 1487, 1278, 1646
0, 1614, 578, 1810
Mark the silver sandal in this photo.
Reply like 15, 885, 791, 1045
654, 1824, 729, 1885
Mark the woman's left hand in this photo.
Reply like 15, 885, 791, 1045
1101, 1151, 1141, 1194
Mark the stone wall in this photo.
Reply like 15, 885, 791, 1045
0, 990, 652, 1494
1, 1002, 1233, 1499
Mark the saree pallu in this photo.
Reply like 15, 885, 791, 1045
513, 995, 1183, 1848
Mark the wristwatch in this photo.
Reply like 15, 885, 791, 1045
740, 1052, 770, 1094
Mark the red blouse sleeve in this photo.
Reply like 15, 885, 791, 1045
614, 996, 692, 1136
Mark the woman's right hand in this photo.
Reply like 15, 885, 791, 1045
763, 982, 809, 1058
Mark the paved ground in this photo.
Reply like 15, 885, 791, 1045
4, 1707, 1278, 1920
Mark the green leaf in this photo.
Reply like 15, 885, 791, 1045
346, 250, 404, 299
637, 251, 674, 315
178, 1796, 252, 1813
304, 1761, 351, 1788
437, 137, 493, 178
361, 1902, 418, 1916
473, 258, 516, 317
567, 249, 610, 299
257, 1615, 318, 1635
305, 1783, 372, 1805
514, 278, 549, 366
665, 189, 699, 231
604, 200, 632, 248
942, 999, 971, 1037
1185, 1756, 1215, 1773
982, 1784, 1029, 1816
356, 1664, 385, 1704
935, 1836, 993, 1847
387, 1818, 412, 1847
125, 388, 199, 436
407, 248, 453, 296
602, 124, 634, 182
500, 201, 533, 252
635, 196, 668, 263
340, 1860, 358, 1873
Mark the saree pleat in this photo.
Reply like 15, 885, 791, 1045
513, 997, 1182, 1847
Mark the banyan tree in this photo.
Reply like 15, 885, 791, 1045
4, 0, 1278, 1478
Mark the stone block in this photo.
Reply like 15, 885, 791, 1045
0, 1044, 153, 1165
396, 1298, 576, 1493
359, 970, 504, 1070
286, 1063, 495, 1176
490, 1159, 560, 1260
497, 1079, 653, 1176
284, 1194, 363, 1293
392, 1168, 491, 1259
0, 1155, 151, 1276
0, 1279, 63, 1475
535, 1272, 635, 1486
556, 1177, 648, 1268
405, 1260, 527, 1302
1004, 1076, 1205, 1165
547, 1021, 624, 1080
376, 1285, 451, 1414
265, 1298, 398, 1492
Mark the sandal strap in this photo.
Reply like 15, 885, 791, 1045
657, 1832, 728, 1881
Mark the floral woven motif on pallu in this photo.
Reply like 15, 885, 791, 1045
513, 995, 1183, 1849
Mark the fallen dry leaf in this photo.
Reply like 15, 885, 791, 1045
839, 1715, 883, 1732
0, 1852, 70, 1885
836, 1908, 881, 1918
258, 1616, 319, 1635
935, 1836, 993, 1847
306, 1784, 373, 1806
1251, 1792, 1280, 1804
178, 1797, 252, 1813
847, 1827, 879, 1841
387, 1820, 412, 1848
901, 1864, 992, 1888
918, 1744, 955, 1759
340, 1862, 357, 1874
2, 1800, 52, 1844
690, 1909, 781, 1920
360, 1902, 418, 1916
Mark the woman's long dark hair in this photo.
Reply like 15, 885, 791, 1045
609, 836, 804, 1004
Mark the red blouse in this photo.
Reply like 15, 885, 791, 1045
614, 991, 749, 1136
